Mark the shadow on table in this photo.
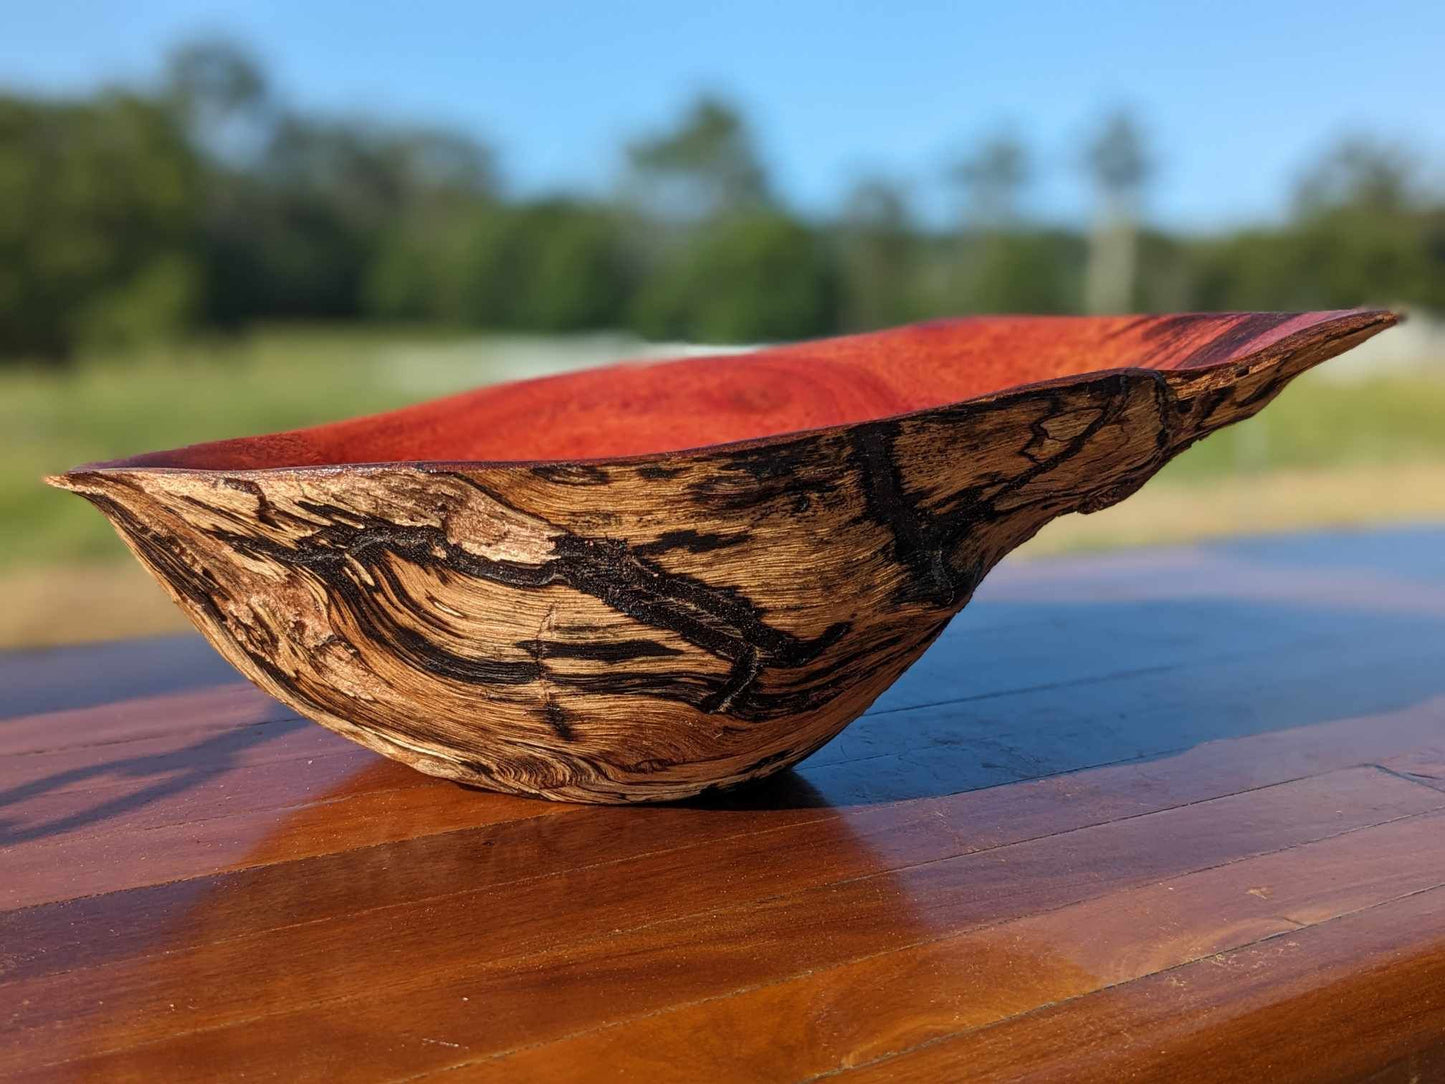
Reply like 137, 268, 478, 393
775, 593, 1445, 808
9, 548, 1445, 1064
7, 589, 1445, 831
0, 635, 240, 720
6, 529, 1445, 829
0, 717, 310, 846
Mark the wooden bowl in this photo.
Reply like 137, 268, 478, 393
51, 310, 1394, 802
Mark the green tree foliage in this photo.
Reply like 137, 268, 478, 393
1083, 111, 1152, 212
943, 130, 1087, 315
631, 212, 838, 343
957, 231, 1086, 315
624, 96, 770, 222
369, 200, 632, 332
1, 42, 1442, 362
1081, 110, 1152, 314
1190, 137, 1445, 311
838, 179, 918, 329
511, 201, 634, 330
204, 115, 499, 323
0, 92, 202, 356
951, 130, 1030, 228
622, 96, 837, 342
164, 37, 271, 156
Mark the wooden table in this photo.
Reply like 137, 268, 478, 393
4, 527, 1445, 1082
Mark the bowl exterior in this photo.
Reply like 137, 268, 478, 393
58, 325, 1366, 802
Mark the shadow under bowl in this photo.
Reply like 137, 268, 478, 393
50, 310, 1395, 802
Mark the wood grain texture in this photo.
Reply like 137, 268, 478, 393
49, 311, 1395, 801
827, 883, 1445, 1084
3, 528, 1445, 1081
439, 811, 1445, 1083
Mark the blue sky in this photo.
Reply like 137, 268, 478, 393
3, 0, 1438, 229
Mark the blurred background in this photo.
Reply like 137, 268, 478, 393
3, 1, 1443, 648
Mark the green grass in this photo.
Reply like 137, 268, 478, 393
1157, 373, 1445, 481
5, 325, 1445, 571
1, 325, 549, 567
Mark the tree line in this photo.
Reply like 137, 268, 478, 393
1, 40, 1441, 361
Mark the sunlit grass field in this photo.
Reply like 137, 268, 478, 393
6, 325, 1445, 647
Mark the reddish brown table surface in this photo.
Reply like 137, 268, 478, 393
3, 527, 1445, 1082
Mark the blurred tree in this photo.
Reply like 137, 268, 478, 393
631, 211, 838, 343
622, 97, 840, 341
157, 35, 504, 328
951, 130, 1030, 228
1188, 136, 1444, 312
1133, 229, 1194, 313
942, 128, 1085, 315
964, 231, 1085, 315
8, 38, 1445, 361
1082, 109, 1152, 313
624, 95, 770, 222
510, 200, 634, 330
416, 202, 520, 326
1294, 136, 1418, 216
163, 38, 272, 163
201, 120, 373, 322
0, 92, 202, 358
1290, 137, 1442, 309
370, 199, 633, 333
837, 178, 917, 329
366, 203, 488, 323
207, 113, 498, 323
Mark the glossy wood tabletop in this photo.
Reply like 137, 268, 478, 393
3, 526, 1445, 1082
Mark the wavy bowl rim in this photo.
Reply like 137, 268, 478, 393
49, 308, 1398, 485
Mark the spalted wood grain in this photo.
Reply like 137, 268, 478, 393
49, 310, 1395, 801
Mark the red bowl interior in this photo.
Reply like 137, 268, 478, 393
105, 311, 1381, 471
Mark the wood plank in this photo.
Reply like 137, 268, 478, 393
6, 521, 1439, 753
0, 714, 342, 797
819, 635, 1445, 804
458, 807, 1445, 1083
4, 767, 1436, 1075
870, 526, 1445, 715
1357, 1046, 1445, 1084
3, 697, 1440, 978
6, 527, 1441, 895
980, 535, 1445, 613
4, 528, 1443, 1080
0, 765, 568, 909
5, 639, 1440, 912
7, 630, 1430, 905
0, 796, 837, 980
828, 882, 1445, 1083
